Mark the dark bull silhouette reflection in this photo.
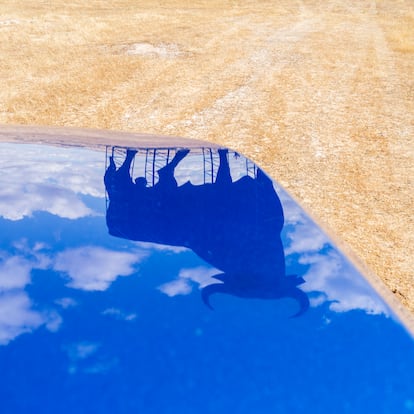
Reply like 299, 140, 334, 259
105, 148, 309, 317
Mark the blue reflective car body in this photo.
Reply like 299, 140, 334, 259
0, 135, 413, 413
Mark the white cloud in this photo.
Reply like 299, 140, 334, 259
158, 278, 193, 297
133, 241, 189, 254
282, 199, 330, 256
66, 341, 101, 360
300, 250, 389, 315
285, 222, 329, 255
0, 247, 63, 345
45, 311, 63, 332
54, 246, 147, 291
0, 183, 95, 220
82, 359, 118, 375
0, 256, 32, 289
0, 292, 45, 345
102, 307, 137, 321
65, 341, 118, 375
179, 266, 221, 287
281, 191, 389, 316
11, 240, 52, 269
0, 143, 104, 221
55, 297, 78, 309
277, 186, 306, 225
0, 240, 145, 345
158, 266, 220, 297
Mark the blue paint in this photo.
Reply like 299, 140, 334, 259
0, 143, 413, 413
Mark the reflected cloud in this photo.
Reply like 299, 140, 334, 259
65, 341, 118, 375
277, 187, 305, 225
45, 311, 63, 332
66, 341, 101, 360
158, 266, 222, 297
282, 196, 389, 316
102, 307, 137, 321
0, 255, 32, 289
0, 238, 148, 344
0, 246, 61, 345
0, 292, 45, 345
55, 297, 78, 309
11, 239, 53, 269
0, 183, 94, 220
83, 359, 119, 375
54, 246, 148, 291
134, 241, 190, 254
0, 143, 103, 220
300, 251, 388, 315
285, 222, 329, 255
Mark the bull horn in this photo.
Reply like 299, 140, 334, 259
201, 283, 229, 310
286, 287, 310, 318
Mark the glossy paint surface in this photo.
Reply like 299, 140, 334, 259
0, 142, 413, 413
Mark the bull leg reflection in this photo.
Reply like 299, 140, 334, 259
216, 149, 232, 186
104, 149, 137, 199
156, 149, 190, 191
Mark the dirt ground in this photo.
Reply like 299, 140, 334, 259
0, 1, 413, 313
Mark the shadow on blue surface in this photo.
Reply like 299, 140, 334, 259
0, 141, 412, 413
105, 148, 308, 316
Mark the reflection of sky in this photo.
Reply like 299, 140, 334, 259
0, 245, 61, 345
0, 144, 395, 344
54, 246, 147, 291
0, 143, 413, 413
0, 236, 151, 344
0, 143, 103, 220
277, 185, 390, 316
158, 266, 221, 297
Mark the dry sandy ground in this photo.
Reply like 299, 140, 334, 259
0, 1, 413, 312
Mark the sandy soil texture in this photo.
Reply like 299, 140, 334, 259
0, 1, 413, 311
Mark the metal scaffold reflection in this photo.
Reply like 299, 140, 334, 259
105, 146, 257, 189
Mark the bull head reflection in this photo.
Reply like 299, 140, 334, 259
104, 147, 309, 317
